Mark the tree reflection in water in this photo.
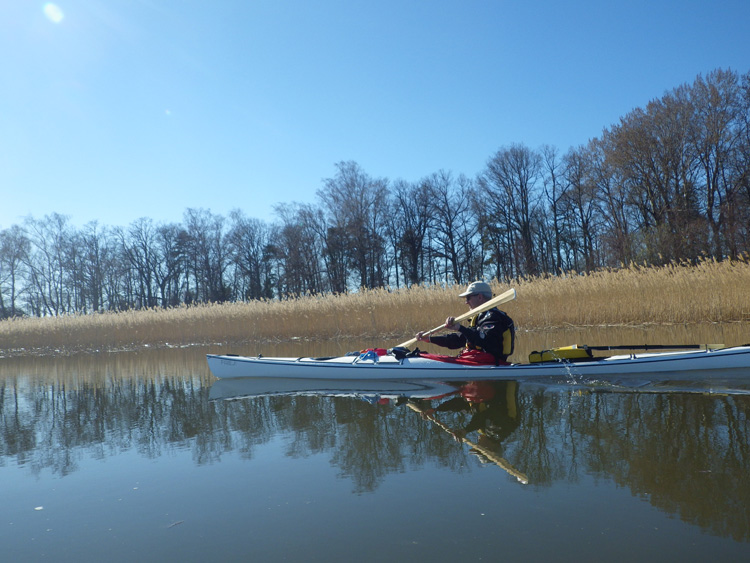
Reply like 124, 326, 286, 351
1, 370, 749, 541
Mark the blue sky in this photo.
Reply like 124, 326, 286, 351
1, 1, 749, 230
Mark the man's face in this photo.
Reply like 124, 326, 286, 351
465, 293, 484, 308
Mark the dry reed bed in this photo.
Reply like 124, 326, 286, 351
513, 259, 750, 329
1, 259, 749, 355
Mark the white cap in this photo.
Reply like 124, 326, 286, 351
458, 281, 492, 298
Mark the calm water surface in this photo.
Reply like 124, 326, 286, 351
2, 334, 749, 562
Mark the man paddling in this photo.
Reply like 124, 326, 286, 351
416, 281, 515, 364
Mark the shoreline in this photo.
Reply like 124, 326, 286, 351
2, 320, 747, 360
2, 259, 749, 358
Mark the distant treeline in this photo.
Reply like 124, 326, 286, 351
1, 68, 748, 318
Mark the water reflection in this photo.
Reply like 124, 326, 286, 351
1, 350, 749, 543
405, 381, 528, 483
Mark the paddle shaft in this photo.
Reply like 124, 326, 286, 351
586, 344, 723, 351
396, 288, 516, 349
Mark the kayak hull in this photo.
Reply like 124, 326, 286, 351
206, 346, 750, 381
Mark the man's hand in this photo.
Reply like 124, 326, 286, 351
445, 316, 460, 331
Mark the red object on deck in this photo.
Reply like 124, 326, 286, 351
419, 349, 509, 366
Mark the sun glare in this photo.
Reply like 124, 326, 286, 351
43, 3, 65, 24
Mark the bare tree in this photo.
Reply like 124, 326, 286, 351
0, 225, 30, 318
688, 69, 746, 258
588, 137, 635, 266
540, 145, 566, 272
480, 144, 543, 276
737, 72, 750, 247
23, 213, 73, 316
76, 221, 117, 312
271, 204, 325, 297
227, 210, 273, 301
153, 223, 188, 307
183, 208, 230, 303
118, 218, 161, 308
317, 161, 390, 290
562, 146, 600, 272
423, 171, 475, 284
388, 179, 432, 286
607, 92, 705, 262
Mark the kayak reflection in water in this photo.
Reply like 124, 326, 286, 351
419, 380, 520, 444
415, 281, 515, 365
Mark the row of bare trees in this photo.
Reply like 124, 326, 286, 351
1, 68, 749, 318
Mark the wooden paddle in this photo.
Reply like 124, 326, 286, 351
396, 287, 517, 349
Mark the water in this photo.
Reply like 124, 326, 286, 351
1, 345, 749, 561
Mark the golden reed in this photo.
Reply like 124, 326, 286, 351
1, 258, 749, 355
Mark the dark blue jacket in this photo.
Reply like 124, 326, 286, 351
429, 307, 515, 362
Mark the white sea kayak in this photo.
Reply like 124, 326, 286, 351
206, 345, 750, 381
